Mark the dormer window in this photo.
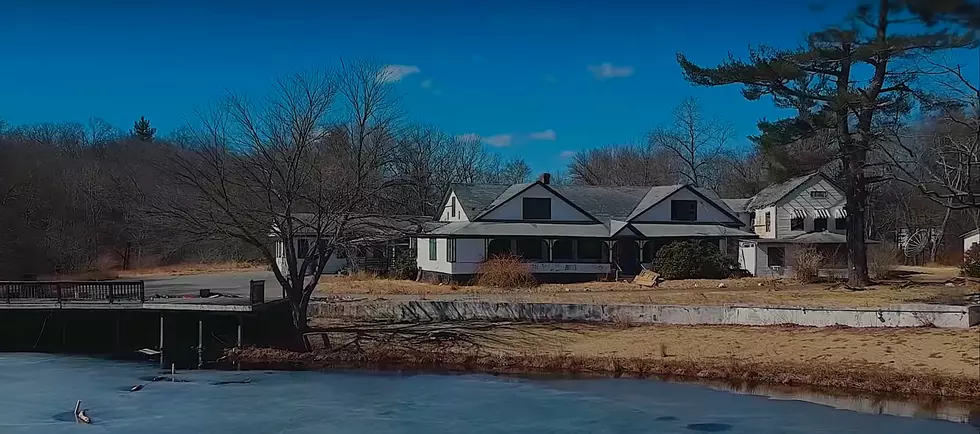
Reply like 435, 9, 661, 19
523, 197, 551, 220
810, 190, 828, 199
451, 198, 457, 217
670, 200, 698, 221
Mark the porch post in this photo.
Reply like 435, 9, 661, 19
637, 240, 648, 264
483, 238, 489, 261
546, 239, 555, 262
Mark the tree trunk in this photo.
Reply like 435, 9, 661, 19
845, 152, 871, 287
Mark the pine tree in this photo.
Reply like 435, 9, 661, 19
677, 0, 977, 287
132, 116, 156, 142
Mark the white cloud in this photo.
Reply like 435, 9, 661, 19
378, 64, 421, 83
483, 134, 513, 147
420, 79, 433, 89
588, 62, 634, 80
457, 133, 481, 142
559, 150, 577, 158
529, 129, 557, 141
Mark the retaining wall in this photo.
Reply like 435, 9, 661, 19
311, 300, 980, 329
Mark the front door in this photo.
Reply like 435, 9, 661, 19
614, 240, 641, 275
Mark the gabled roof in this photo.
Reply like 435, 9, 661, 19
551, 185, 650, 221
964, 228, 980, 238
446, 183, 513, 218
723, 198, 750, 213
744, 172, 826, 210
627, 185, 685, 220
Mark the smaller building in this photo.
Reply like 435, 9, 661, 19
733, 172, 865, 277
965, 228, 980, 253
272, 215, 433, 276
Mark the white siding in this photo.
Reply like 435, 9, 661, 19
416, 237, 453, 274
439, 192, 469, 222
966, 233, 980, 253
777, 177, 846, 238
633, 187, 738, 224
754, 206, 777, 239
456, 238, 485, 263
274, 239, 349, 275
481, 184, 593, 222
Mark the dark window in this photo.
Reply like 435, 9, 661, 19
447, 239, 456, 262
297, 238, 310, 259
487, 238, 512, 257
791, 217, 804, 231
814, 218, 828, 232
671, 200, 698, 221
810, 190, 828, 199
767, 247, 785, 267
428, 238, 437, 261
450, 198, 456, 217
516, 239, 545, 261
552, 239, 573, 261
523, 197, 551, 220
835, 217, 847, 231
577, 239, 604, 262
765, 212, 771, 232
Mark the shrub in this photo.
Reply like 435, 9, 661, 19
389, 248, 418, 280
962, 244, 980, 278
869, 244, 899, 280
475, 255, 537, 288
654, 241, 736, 280
793, 246, 824, 283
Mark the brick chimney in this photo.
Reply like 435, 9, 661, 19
538, 172, 552, 185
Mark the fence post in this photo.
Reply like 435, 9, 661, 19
139, 281, 145, 304
4, 284, 9, 303
56, 283, 62, 303
108, 283, 114, 304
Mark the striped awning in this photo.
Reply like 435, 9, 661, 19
835, 207, 847, 218
813, 209, 832, 219
792, 209, 808, 219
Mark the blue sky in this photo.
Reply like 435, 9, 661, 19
1, 0, 977, 172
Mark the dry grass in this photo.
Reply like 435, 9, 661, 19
230, 322, 980, 398
475, 256, 537, 288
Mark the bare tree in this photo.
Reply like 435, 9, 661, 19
649, 97, 734, 189
568, 142, 677, 186
157, 62, 403, 338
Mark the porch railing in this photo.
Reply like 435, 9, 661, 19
0, 281, 145, 304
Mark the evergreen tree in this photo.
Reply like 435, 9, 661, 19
132, 117, 156, 142
677, 0, 977, 286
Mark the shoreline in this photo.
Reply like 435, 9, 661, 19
225, 344, 980, 399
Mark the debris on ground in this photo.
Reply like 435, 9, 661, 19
633, 270, 661, 287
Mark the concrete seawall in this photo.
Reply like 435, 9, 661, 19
311, 300, 980, 329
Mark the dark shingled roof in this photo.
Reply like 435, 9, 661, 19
744, 173, 821, 210
449, 184, 513, 217
723, 198, 750, 213
551, 185, 650, 221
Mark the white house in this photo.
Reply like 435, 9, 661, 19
965, 228, 980, 253
734, 172, 861, 277
415, 174, 754, 283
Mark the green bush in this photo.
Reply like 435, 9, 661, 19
962, 243, 980, 278
654, 240, 737, 280
389, 248, 418, 280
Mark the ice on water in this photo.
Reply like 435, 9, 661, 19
0, 354, 972, 434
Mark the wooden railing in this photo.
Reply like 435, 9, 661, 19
1, 281, 144, 304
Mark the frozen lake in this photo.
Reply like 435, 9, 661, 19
0, 354, 975, 434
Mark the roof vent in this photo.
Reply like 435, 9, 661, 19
538, 173, 551, 185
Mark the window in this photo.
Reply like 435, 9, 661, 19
447, 239, 457, 262
516, 239, 545, 261
765, 212, 771, 232
671, 200, 698, 221
814, 218, 828, 232
428, 238, 437, 261
791, 217, 804, 231
835, 216, 848, 231
297, 238, 310, 259
522, 198, 551, 220
450, 198, 457, 218
552, 239, 574, 261
767, 247, 785, 267
577, 239, 604, 262
810, 190, 828, 199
